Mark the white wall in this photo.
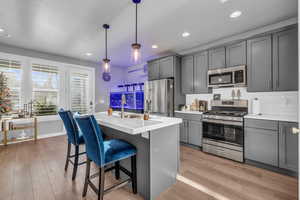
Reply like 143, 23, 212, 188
124, 63, 148, 84
186, 87, 298, 117
94, 65, 127, 112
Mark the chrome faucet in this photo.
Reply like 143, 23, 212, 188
121, 94, 126, 118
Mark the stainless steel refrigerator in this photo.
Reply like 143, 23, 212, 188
144, 79, 174, 116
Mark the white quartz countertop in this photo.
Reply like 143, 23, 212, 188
94, 112, 182, 135
175, 110, 204, 115
244, 114, 298, 123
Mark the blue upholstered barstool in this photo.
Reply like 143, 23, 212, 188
58, 109, 86, 180
75, 115, 137, 200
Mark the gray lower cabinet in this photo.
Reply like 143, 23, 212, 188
279, 122, 298, 172
159, 56, 174, 79
245, 127, 278, 166
148, 60, 160, 80
180, 120, 188, 143
225, 41, 246, 67
247, 35, 272, 92
181, 55, 194, 94
175, 113, 202, 146
208, 47, 226, 69
194, 51, 211, 93
188, 120, 202, 146
273, 28, 298, 91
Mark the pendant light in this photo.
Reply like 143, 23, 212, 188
103, 24, 110, 72
131, 0, 142, 63
102, 24, 111, 82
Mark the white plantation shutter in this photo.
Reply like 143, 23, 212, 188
70, 72, 89, 114
0, 59, 22, 111
32, 63, 59, 115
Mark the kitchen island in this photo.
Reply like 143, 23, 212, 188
94, 112, 182, 200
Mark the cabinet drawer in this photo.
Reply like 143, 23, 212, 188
244, 118, 278, 131
175, 113, 202, 121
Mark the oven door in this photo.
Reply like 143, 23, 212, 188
208, 72, 233, 87
203, 120, 243, 146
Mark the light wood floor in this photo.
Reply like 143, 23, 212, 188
0, 136, 298, 200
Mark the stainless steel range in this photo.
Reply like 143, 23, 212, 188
202, 100, 248, 162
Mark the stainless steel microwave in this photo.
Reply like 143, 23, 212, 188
207, 65, 247, 88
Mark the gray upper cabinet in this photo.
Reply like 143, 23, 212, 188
148, 60, 160, 80
245, 127, 278, 166
159, 57, 174, 79
148, 56, 175, 80
188, 120, 202, 146
194, 51, 211, 93
208, 47, 226, 69
181, 55, 194, 94
279, 122, 298, 172
247, 35, 273, 92
226, 41, 246, 67
273, 28, 298, 91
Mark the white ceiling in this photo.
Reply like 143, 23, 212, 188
0, 0, 297, 67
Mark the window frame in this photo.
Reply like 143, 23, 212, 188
0, 52, 95, 119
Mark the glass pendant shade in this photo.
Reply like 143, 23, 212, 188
131, 43, 141, 63
102, 59, 110, 72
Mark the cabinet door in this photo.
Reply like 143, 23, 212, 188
181, 56, 194, 94
180, 120, 188, 143
273, 28, 298, 91
188, 120, 202, 146
148, 61, 160, 80
194, 51, 211, 94
247, 35, 272, 92
159, 56, 174, 79
208, 47, 226, 69
245, 127, 278, 166
226, 41, 246, 66
279, 122, 298, 172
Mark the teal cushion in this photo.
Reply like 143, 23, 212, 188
103, 139, 137, 165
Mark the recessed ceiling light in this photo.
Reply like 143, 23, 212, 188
85, 52, 93, 56
230, 10, 242, 18
182, 32, 190, 37
0, 28, 4, 32
220, 0, 228, 3
152, 45, 158, 49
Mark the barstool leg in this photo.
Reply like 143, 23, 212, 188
98, 167, 105, 200
82, 158, 91, 197
72, 145, 79, 180
65, 142, 71, 171
115, 161, 120, 180
131, 155, 137, 194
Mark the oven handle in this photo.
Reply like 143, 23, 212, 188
202, 118, 243, 127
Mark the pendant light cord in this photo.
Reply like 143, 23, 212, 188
135, 3, 138, 43
105, 28, 108, 59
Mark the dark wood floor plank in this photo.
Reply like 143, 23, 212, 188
12, 142, 35, 200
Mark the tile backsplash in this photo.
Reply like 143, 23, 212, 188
186, 87, 298, 117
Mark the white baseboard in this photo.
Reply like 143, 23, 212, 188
38, 132, 66, 139
0, 132, 66, 145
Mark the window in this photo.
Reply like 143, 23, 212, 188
0, 59, 22, 111
32, 63, 59, 116
70, 72, 89, 114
